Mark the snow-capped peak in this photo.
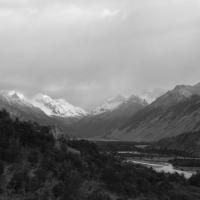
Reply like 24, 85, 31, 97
0, 90, 88, 119
0, 90, 30, 106
140, 88, 166, 104
151, 83, 200, 108
7, 90, 26, 100
92, 95, 126, 115
32, 94, 87, 118
0, 90, 25, 99
92, 94, 147, 115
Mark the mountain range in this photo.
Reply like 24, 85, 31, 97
107, 82, 200, 141
0, 91, 88, 135
0, 90, 149, 138
0, 90, 87, 119
140, 88, 165, 104
70, 95, 148, 138
32, 93, 87, 118
0, 83, 200, 143
0, 90, 51, 124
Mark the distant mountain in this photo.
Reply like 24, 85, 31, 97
91, 95, 126, 115
0, 91, 88, 135
0, 90, 51, 124
2, 83, 200, 142
140, 88, 166, 103
32, 94, 88, 118
152, 83, 200, 108
70, 94, 147, 138
107, 83, 200, 142
151, 131, 200, 157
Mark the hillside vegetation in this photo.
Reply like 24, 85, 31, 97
150, 130, 200, 157
0, 110, 200, 200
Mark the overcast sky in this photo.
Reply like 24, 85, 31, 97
0, 0, 200, 109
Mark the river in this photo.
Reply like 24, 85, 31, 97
127, 159, 196, 179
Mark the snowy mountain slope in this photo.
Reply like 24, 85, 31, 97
0, 90, 52, 124
32, 94, 87, 118
91, 95, 126, 115
91, 94, 147, 115
0, 90, 30, 106
140, 88, 166, 104
0, 89, 88, 135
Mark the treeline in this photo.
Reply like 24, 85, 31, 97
0, 109, 200, 200
94, 140, 193, 157
149, 130, 200, 157
169, 158, 200, 167
94, 141, 148, 152
143, 148, 193, 157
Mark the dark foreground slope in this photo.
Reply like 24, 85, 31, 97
0, 110, 200, 200
150, 130, 200, 157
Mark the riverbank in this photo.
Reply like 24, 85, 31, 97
126, 158, 197, 179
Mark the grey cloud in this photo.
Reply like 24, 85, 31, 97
0, 0, 200, 109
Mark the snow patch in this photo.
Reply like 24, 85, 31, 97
32, 94, 88, 118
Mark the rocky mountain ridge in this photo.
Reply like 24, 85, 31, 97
107, 82, 200, 141
70, 94, 148, 138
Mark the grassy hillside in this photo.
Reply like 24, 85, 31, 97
0, 109, 200, 200
150, 130, 200, 157
108, 95, 200, 141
